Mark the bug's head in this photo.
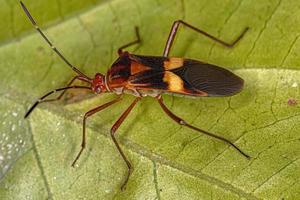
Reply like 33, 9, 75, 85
91, 73, 107, 94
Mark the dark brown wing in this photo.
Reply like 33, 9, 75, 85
127, 54, 244, 97
170, 59, 244, 96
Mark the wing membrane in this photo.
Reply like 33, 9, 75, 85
171, 59, 244, 96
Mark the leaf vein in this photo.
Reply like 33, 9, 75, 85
28, 121, 53, 199
244, 0, 282, 66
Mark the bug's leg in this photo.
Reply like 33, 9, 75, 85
156, 95, 250, 159
163, 20, 249, 57
40, 76, 89, 104
24, 85, 91, 118
20, 1, 90, 79
71, 96, 123, 167
110, 97, 141, 191
118, 27, 141, 55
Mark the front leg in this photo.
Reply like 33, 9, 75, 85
24, 84, 91, 118
71, 96, 123, 167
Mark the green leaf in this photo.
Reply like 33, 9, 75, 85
1, 0, 300, 199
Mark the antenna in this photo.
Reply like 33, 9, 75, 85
20, 1, 90, 80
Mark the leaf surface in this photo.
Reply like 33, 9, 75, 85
0, 0, 300, 199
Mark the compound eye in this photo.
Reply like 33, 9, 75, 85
95, 86, 102, 94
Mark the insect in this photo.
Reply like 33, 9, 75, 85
288, 98, 297, 106
21, 1, 250, 190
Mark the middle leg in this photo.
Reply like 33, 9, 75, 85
118, 27, 141, 55
110, 97, 141, 191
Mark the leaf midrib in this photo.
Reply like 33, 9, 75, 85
4, 64, 300, 199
